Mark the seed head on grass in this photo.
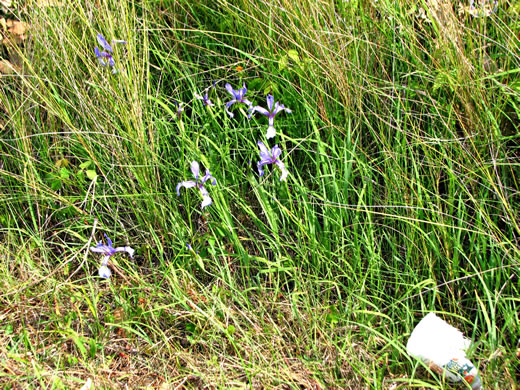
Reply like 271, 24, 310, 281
257, 141, 289, 181
225, 83, 252, 118
249, 94, 292, 139
90, 234, 134, 279
177, 161, 217, 208
94, 33, 127, 74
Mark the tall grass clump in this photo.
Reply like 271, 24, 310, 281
0, 0, 518, 388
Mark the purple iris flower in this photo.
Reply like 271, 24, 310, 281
176, 161, 217, 208
257, 141, 289, 181
249, 95, 292, 139
94, 33, 127, 74
89, 234, 135, 279
195, 92, 214, 107
225, 83, 253, 118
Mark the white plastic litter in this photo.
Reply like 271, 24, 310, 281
407, 313, 482, 389
79, 378, 92, 390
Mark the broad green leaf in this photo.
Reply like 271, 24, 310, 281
248, 77, 264, 90
278, 55, 288, 71
50, 179, 62, 191
86, 170, 97, 181
287, 49, 300, 64
60, 167, 71, 179
79, 160, 91, 169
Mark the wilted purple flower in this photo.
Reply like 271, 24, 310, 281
468, 0, 498, 17
90, 234, 134, 279
257, 141, 289, 181
174, 101, 184, 119
94, 33, 127, 74
195, 92, 214, 107
225, 83, 253, 118
249, 95, 292, 139
176, 161, 217, 208
186, 242, 200, 254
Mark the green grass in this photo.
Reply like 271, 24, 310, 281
0, 0, 519, 388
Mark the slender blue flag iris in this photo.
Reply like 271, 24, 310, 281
90, 234, 134, 279
176, 161, 217, 208
94, 33, 127, 74
257, 141, 289, 181
249, 94, 291, 139
225, 83, 253, 118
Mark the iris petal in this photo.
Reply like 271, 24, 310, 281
191, 161, 200, 179
201, 196, 212, 208
98, 265, 112, 279
266, 94, 274, 111
271, 145, 282, 160
225, 83, 235, 96
97, 33, 113, 52
257, 141, 270, 157
176, 180, 197, 196
275, 160, 289, 181
257, 161, 266, 176
266, 126, 276, 139
115, 246, 135, 258
249, 106, 270, 117
202, 169, 216, 185
90, 245, 111, 255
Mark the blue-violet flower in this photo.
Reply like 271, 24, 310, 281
176, 161, 217, 208
257, 141, 289, 181
249, 94, 291, 139
94, 33, 127, 74
90, 234, 134, 279
225, 83, 252, 118
195, 92, 214, 107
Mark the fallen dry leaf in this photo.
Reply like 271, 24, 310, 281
6, 19, 29, 39
0, 59, 15, 74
